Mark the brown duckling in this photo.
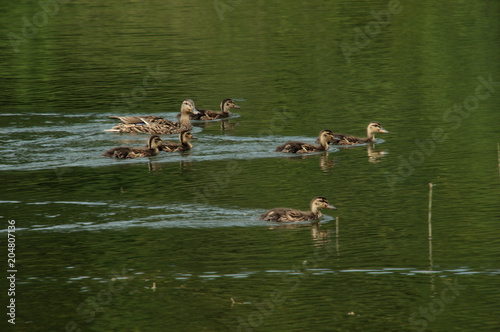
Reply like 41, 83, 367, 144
105, 99, 197, 135
161, 130, 197, 152
276, 130, 336, 153
329, 122, 388, 145
260, 196, 337, 222
177, 98, 240, 120
102, 135, 163, 159
196, 98, 240, 120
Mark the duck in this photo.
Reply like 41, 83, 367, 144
276, 130, 336, 153
160, 130, 197, 152
105, 99, 197, 135
329, 122, 389, 145
260, 196, 337, 222
102, 135, 163, 159
178, 98, 240, 120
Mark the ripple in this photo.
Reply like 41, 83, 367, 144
0, 113, 372, 171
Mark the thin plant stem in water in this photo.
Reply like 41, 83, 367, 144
428, 183, 433, 239
428, 183, 435, 290
335, 216, 340, 256
497, 143, 500, 182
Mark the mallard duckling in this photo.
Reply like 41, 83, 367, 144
260, 196, 337, 222
178, 99, 240, 120
196, 99, 240, 120
276, 130, 336, 153
105, 99, 197, 135
102, 135, 163, 159
161, 130, 197, 152
330, 122, 388, 145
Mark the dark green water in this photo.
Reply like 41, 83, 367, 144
1, 0, 500, 331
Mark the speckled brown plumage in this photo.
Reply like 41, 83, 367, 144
276, 130, 335, 153
260, 196, 336, 222
102, 135, 163, 159
178, 99, 240, 121
329, 122, 389, 145
161, 130, 197, 152
106, 99, 196, 134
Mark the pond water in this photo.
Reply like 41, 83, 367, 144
1, 0, 499, 331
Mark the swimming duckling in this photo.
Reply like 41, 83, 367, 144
178, 99, 240, 120
196, 99, 240, 120
329, 122, 388, 145
106, 99, 197, 135
102, 135, 163, 159
161, 130, 197, 152
276, 130, 336, 153
260, 196, 337, 222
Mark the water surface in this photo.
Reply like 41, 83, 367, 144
1, 0, 499, 331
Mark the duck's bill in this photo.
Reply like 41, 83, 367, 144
192, 108, 200, 114
327, 204, 337, 210
379, 128, 389, 133
233, 104, 241, 109
191, 136, 198, 140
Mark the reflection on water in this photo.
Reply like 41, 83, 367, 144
367, 142, 388, 163
1, 0, 499, 330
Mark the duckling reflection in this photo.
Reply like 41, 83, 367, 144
220, 119, 239, 131
310, 221, 332, 246
266, 220, 334, 248
260, 196, 336, 222
367, 142, 388, 163
281, 152, 337, 172
147, 160, 162, 172
191, 118, 239, 132
319, 153, 337, 172
147, 159, 193, 172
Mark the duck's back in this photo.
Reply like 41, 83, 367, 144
260, 208, 315, 222
331, 133, 368, 145
162, 142, 190, 152
103, 147, 156, 159
102, 147, 135, 159
276, 141, 321, 153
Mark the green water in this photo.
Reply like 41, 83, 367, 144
1, 0, 499, 331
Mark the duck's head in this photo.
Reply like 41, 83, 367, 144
181, 99, 199, 115
319, 129, 337, 145
147, 135, 164, 149
367, 122, 389, 139
179, 130, 197, 144
310, 196, 337, 214
221, 99, 240, 112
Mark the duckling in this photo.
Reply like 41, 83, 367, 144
102, 135, 163, 159
276, 130, 336, 153
105, 99, 197, 135
161, 130, 197, 152
260, 196, 337, 222
196, 99, 240, 120
178, 99, 240, 120
329, 122, 388, 145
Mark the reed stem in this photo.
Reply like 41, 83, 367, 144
497, 143, 500, 181
335, 216, 339, 238
428, 183, 433, 239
